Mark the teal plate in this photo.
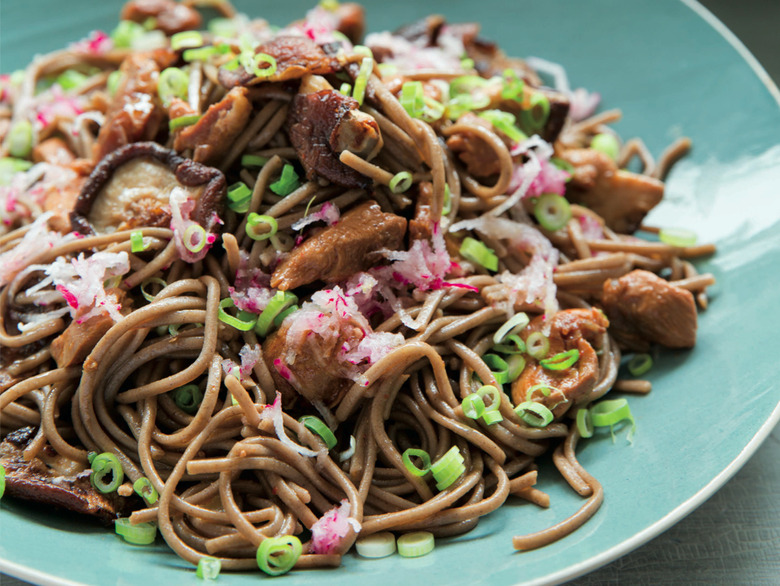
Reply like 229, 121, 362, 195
1, 1, 779, 584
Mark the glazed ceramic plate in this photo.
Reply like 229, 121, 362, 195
1, 1, 779, 584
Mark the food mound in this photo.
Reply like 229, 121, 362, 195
0, 0, 715, 576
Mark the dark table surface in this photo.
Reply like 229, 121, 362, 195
1, 1, 779, 585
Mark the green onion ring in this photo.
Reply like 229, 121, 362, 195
514, 401, 554, 428
218, 298, 257, 331
256, 535, 302, 576
627, 353, 653, 376
576, 408, 594, 439
540, 348, 580, 371
298, 415, 337, 450
90, 452, 124, 493
526, 332, 550, 360
402, 448, 431, 477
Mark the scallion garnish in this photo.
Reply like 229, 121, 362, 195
514, 401, 554, 428
627, 353, 653, 377
169, 114, 201, 131
400, 81, 424, 118
339, 82, 352, 96
533, 193, 572, 232
111, 20, 145, 49
208, 17, 236, 38
243, 52, 277, 78
459, 237, 498, 271
106, 70, 122, 96
430, 446, 465, 490
114, 518, 157, 545
218, 298, 257, 331
56, 69, 88, 91
0, 157, 33, 185
196, 556, 222, 580
352, 55, 374, 105
133, 476, 159, 504
171, 384, 203, 414
0, 464, 5, 500
170, 31, 203, 51
241, 154, 268, 168
227, 181, 252, 213
389, 171, 413, 194
256, 535, 302, 576
590, 398, 636, 442
461, 393, 486, 420
7, 119, 33, 158
130, 230, 146, 253
402, 448, 432, 477
255, 291, 298, 337
476, 384, 503, 425
158, 67, 189, 106
525, 383, 555, 402
397, 531, 435, 558
298, 415, 337, 450
521, 92, 550, 131
501, 68, 525, 102
525, 332, 550, 360
493, 334, 526, 355
269, 164, 301, 196
183, 224, 207, 253
493, 312, 530, 345
576, 408, 594, 438
273, 304, 298, 327
540, 348, 580, 371
590, 132, 620, 161
90, 452, 124, 494
355, 532, 396, 558
483, 353, 510, 385
140, 277, 167, 302
659, 227, 697, 247
246, 213, 278, 241
442, 184, 452, 215
479, 110, 527, 143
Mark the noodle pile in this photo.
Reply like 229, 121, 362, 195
0, 0, 716, 574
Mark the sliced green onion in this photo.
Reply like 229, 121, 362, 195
7, 119, 33, 158
255, 291, 298, 337
476, 384, 503, 425
377, 63, 397, 77
169, 114, 201, 131
241, 154, 268, 168
218, 298, 257, 331
115, 518, 157, 545
521, 92, 550, 131
0, 464, 5, 500
493, 312, 530, 345
56, 69, 88, 91
402, 448, 431, 477
461, 393, 486, 420
91, 452, 124, 494
0, 157, 33, 185
130, 230, 146, 253
659, 227, 697, 247
320, 0, 340, 11
493, 333, 526, 355
461, 57, 475, 70
483, 353, 509, 385
590, 133, 620, 161
442, 184, 452, 215
576, 408, 594, 439
209, 17, 236, 37
352, 55, 374, 106
525, 383, 555, 402
111, 20, 145, 48
172, 384, 203, 414
140, 277, 167, 302
459, 237, 498, 271
273, 304, 298, 327
171, 31, 203, 51
243, 52, 277, 78
269, 164, 301, 196
449, 75, 489, 96
352, 45, 373, 58
430, 446, 465, 491
256, 535, 302, 576
590, 398, 635, 435
298, 415, 337, 450
355, 532, 396, 558
227, 181, 251, 203
196, 556, 222, 580
183, 224, 207, 253
133, 477, 159, 504
479, 109, 527, 143
551, 157, 575, 176
526, 332, 550, 360
628, 353, 653, 377
540, 348, 580, 371
501, 68, 525, 102
514, 401, 554, 428
87, 451, 97, 465
534, 193, 572, 232
107, 70, 122, 95
421, 96, 445, 123
158, 67, 189, 106
505, 354, 526, 382
183, 46, 217, 62
397, 531, 435, 558
389, 171, 413, 194
339, 82, 352, 96
246, 213, 278, 241
447, 93, 490, 120
400, 81, 424, 118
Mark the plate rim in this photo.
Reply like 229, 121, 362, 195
1, 1, 779, 585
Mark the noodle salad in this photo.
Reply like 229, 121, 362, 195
0, 0, 716, 577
